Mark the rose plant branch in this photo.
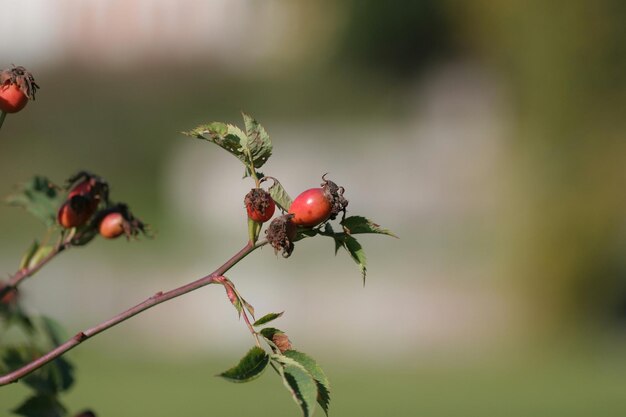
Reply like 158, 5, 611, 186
0, 234, 72, 299
2, 113, 395, 417
0, 239, 265, 386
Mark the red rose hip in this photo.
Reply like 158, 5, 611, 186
0, 84, 28, 113
99, 212, 125, 239
288, 188, 332, 227
244, 188, 276, 223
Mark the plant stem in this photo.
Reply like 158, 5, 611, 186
0, 111, 5, 130
0, 241, 69, 299
0, 239, 267, 386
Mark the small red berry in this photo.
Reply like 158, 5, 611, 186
95, 203, 148, 240
244, 188, 276, 223
98, 212, 125, 239
58, 198, 93, 228
288, 188, 332, 227
0, 65, 39, 114
0, 84, 28, 113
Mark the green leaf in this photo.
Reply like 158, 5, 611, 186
336, 235, 367, 283
294, 228, 319, 243
218, 346, 269, 383
268, 181, 293, 212
341, 216, 397, 237
253, 312, 284, 327
26, 244, 55, 269
279, 362, 319, 417
183, 122, 249, 166
3, 348, 74, 394
259, 327, 282, 341
242, 113, 272, 169
13, 394, 67, 417
5, 176, 63, 226
283, 350, 331, 415
19, 240, 40, 270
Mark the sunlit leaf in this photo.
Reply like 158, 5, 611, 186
341, 216, 397, 237
268, 181, 293, 212
283, 350, 331, 415
242, 113, 272, 169
183, 122, 248, 166
278, 361, 318, 417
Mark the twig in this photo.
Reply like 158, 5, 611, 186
0, 240, 70, 299
0, 239, 266, 386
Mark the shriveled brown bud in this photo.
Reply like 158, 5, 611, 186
272, 332, 292, 353
265, 214, 297, 258
321, 174, 348, 221
0, 65, 39, 99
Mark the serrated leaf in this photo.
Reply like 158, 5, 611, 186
218, 346, 269, 383
269, 181, 293, 212
13, 394, 67, 417
283, 350, 331, 416
242, 113, 272, 169
253, 312, 284, 327
5, 176, 63, 226
280, 363, 319, 417
183, 122, 248, 166
336, 235, 367, 283
341, 216, 397, 237
19, 240, 40, 270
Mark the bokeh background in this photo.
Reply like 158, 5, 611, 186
1, 1, 625, 416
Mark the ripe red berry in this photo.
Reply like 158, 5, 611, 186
98, 212, 125, 239
244, 188, 276, 223
0, 65, 39, 114
288, 188, 332, 227
57, 198, 93, 228
0, 84, 28, 113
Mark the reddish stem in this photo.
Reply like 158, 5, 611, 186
0, 240, 264, 386
0, 241, 69, 299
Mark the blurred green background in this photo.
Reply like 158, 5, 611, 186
1, 0, 625, 415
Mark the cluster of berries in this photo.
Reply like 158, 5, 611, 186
244, 175, 348, 257
57, 172, 146, 239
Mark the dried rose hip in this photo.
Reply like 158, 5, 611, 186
266, 214, 297, 258
244, 188, 276, 223
0, 65, 39, 113
321, 174, 348, 221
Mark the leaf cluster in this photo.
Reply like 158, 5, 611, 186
218, 313, 330, 417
